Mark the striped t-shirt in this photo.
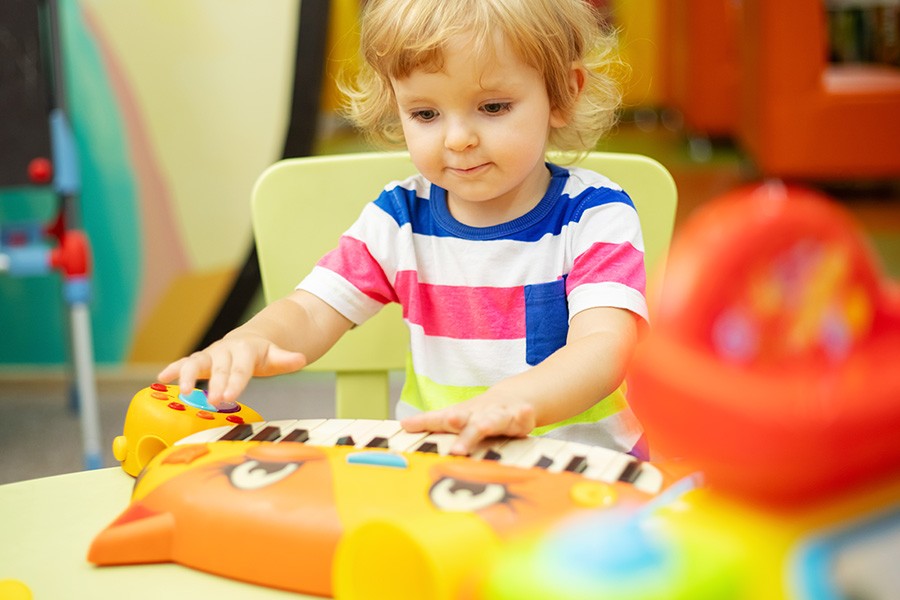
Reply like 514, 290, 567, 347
298, 163, 648, 452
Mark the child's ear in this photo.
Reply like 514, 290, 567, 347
550, 63, 587, 128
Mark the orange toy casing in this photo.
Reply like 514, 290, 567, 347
628, 182, 900, 505
90, 439, 658, 599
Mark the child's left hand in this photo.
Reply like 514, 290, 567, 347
400, 394, 536, 456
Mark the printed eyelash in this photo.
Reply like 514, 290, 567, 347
428, 476, 522, 513
221, 459, 305, 490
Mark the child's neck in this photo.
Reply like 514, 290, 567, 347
445, 165, 552, 228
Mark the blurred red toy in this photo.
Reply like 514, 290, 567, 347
628, 181, 900, 505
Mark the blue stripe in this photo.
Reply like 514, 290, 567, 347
371, 164, 635, 242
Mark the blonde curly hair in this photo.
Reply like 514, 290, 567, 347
340, 0, 625, 155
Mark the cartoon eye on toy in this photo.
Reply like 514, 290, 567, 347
228, 460, 300, 490
429, 476, 511, 512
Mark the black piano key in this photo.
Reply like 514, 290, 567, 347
534, 455, 554, 469
483, 449, 502, 461
280, 428, 310, 443
618, 460, 642, 483
365, 436, 389, 448
336, 435, 355, 446
416, 441, 439, 453
220, 423, 254, 441
563, 455, 588, 474
249, 426, 282, 442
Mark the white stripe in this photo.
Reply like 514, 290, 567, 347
567, 282, 649, 322
406, 234, 566, 286
572, 202, 645, 255
563, 166, 624, 195
407, 323, 527, 387
298, 266, 385, 325
344, 202, 410, 284
387, 174, 432, 197
540, 408, 644, 453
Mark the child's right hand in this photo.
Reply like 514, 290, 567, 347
157, 333, 308, 405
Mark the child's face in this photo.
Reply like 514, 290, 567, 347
391, 35, 568, 227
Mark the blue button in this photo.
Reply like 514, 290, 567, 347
178, 389, 216, 412
346, 452, 408, 469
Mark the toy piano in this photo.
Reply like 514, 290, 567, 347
91, 406, 666, 599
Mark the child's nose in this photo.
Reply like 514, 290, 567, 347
444, 117, 477, 151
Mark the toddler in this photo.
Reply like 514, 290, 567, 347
160, 0, 649, 458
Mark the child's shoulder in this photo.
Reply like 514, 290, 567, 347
382, 172, 432, 198
551, 163, 624, 196
368, 173, 434, 225
549, 164, 637, 223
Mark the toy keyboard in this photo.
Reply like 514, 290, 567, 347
90, 418, 667, 598
177, 417, 664, 495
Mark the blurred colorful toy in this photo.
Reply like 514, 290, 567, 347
112, 383, 264, 476
629, 181, 900, 504
481, 182, 900, 600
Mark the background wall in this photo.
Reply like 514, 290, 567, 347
0, 0, 299, 366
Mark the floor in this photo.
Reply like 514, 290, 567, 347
2, 115, 898, 486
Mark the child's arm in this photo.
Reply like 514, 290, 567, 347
157, 289, 354, 404
401, 306, 639, 455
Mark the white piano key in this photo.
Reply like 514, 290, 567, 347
384, 428, 431, 452
632, 463, 664, 495
581, 446, 630, 483
301, 419, 357, 445
544, 441, 592, 473
468, 437, 509, 460
356, 420, 405, 448
497, 436, 569, 469
175, 426, 234, 445
411, 432, 459, 455
582, 447, 635, 483
320, 419, 392, 447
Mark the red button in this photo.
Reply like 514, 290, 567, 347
150, 383, 167, 392
196, 410, 215, 420
226, 415, 245, 424
168, 402, 186, 411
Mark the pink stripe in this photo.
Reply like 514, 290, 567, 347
318, 236, 398, 304
567, 241, 646, 295
394, 271, 525, 340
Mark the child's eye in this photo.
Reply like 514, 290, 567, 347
481, 102, 512, 115
410, 109, 438, 122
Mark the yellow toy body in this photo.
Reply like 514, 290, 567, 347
111, 383, 264, 476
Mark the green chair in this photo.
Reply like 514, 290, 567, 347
250, 151, 677, 419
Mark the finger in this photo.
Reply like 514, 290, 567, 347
449, 405, 535, 456
179, 352, 212, 398
205, 351, 234, 404
450, 417, 498, 456
220, 344, 258, 403
157, 358, 185, 384
400, 408, 465, 434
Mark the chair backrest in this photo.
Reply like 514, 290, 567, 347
251, 151, 677, 419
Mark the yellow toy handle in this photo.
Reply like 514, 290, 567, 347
333, 514, 497, 600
